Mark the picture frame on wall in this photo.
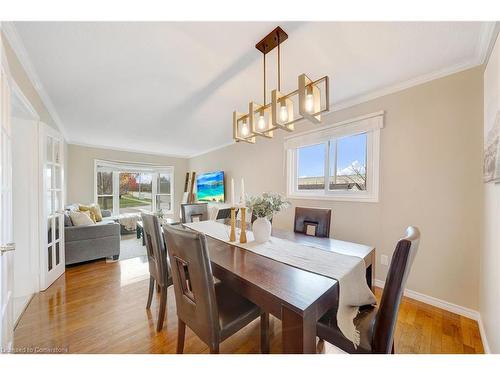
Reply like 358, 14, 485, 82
484, 111, 500, 183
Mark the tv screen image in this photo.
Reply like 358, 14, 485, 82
196, 171, 225, 203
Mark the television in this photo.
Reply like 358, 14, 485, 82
196, 171, 225, 203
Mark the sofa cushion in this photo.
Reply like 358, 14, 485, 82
65, 221, 120, 242
70, 210, 94, 226
92, 203, 103, 222
64, 211, 73, 227
78, 204, 97, 222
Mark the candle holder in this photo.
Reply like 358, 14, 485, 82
229, 207, 236, 242
239, 207, 247, 243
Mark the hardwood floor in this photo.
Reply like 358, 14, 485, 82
14, 256, 484, 354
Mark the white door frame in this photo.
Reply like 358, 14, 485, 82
1, 32, 15, 353
11, 79, 41, 325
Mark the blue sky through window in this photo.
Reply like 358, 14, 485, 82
298, 133, 367, 178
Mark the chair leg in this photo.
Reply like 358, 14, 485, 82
260, 312, 270, 354
146, 276, 154, 309
391, 342, 395, 354
156, 286, 167, 332
210, 344, 219, 354
177, 319, 186, 354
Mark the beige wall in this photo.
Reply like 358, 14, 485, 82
2, 31, 56, 129
189, 66, 484, 311
67, 144, 188, 221
481, 31, 500, 354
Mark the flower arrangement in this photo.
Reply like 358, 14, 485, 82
246, 192, 290, 220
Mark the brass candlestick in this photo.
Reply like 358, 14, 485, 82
239, 207, 247, 243
229, 207, 236, 242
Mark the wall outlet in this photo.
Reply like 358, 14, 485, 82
381, 255, 389, 266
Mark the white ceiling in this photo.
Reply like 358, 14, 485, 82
9, 21, 494, 157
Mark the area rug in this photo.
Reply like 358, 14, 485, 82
119, 234, 147, 261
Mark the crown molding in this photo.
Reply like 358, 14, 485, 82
1, 21, 68, 140
333, 22, 496, 113
188, 140, 236, 159
68, 141, 190, 159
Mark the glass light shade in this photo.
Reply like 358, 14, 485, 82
279, 103, 289, 123
305, 93, 314, 113
257, 114, 266, 130
241, 120, 249, 136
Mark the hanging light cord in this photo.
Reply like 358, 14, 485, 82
263, 52, 266, 104
277, 32, 281, 92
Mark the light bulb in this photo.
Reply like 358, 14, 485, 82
305, 93, 314, 113
241, 120, 249, 136
279, 103, 288, 123
257, 114, 266, 130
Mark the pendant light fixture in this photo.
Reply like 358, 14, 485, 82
233, 26, 330, 144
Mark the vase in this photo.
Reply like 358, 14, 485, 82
252, 217, 272, 243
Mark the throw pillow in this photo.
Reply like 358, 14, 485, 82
79, 204, 97, 223
69, 210, 94, 226
91, 203, 103, 222
64, 211, 73, 227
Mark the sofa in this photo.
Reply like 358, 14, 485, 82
64, 207, 121, 265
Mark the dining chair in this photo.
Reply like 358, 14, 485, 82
316, 226, 421, 354
163, 224, 270, 354
294, 207, 332, 237
181, 203, 209, 223
141, 212, 173, 332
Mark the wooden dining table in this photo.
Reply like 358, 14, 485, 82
184, 223, 376, 354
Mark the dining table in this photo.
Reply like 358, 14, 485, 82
180, 221, 376, 354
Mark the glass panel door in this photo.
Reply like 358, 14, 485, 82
40, 125, 65, 290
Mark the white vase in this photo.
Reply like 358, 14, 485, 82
252, 217, 272, 243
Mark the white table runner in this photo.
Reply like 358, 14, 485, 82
184, 220, 376, 347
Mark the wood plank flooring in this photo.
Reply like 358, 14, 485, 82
13, 256, 484, 354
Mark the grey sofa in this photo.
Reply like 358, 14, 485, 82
65, 208, 121, 265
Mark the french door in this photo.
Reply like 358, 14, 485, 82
1, 35, 15, 352
39, 124, 65, 290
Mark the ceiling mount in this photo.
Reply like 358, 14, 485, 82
255, 26, 288, 54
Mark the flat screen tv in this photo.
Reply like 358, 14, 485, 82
196, 171, 225, 203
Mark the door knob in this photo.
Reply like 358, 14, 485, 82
0, 242, 15, 254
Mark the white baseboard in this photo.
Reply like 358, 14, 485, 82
374, 279, 480, 321
477, 316, 491, 354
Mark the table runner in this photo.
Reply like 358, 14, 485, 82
184, 220, 376, 347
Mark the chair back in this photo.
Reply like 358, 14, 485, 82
294, 207, 331, 237
372, 226, 421, 353
141, 213, 170, 287
181, 203, 209, 223
162, 224, 220, 347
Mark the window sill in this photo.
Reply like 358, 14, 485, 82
287, 192, 379, 203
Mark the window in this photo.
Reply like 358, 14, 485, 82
96, 170, 113, 210
155, 173, 172, 213
286, 112, 382, 202
95, 160, 174, 216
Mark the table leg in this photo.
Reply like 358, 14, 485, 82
281, 305, 316, 354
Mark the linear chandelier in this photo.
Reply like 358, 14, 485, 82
233, 26, 330, 144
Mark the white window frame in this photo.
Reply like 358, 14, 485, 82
285, 111, 383, 203
94, 159, 174, 216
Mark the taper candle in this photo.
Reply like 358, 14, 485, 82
230, 178, 235, 206
241, 178, 245, 206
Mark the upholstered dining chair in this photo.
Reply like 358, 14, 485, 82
163, 224, 270, 354
294, 207, 332, 237
181, 203, 209, 223
316, 226, 421, 354
141, 212, 173, 332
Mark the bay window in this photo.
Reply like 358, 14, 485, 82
94, 160, 174, 216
